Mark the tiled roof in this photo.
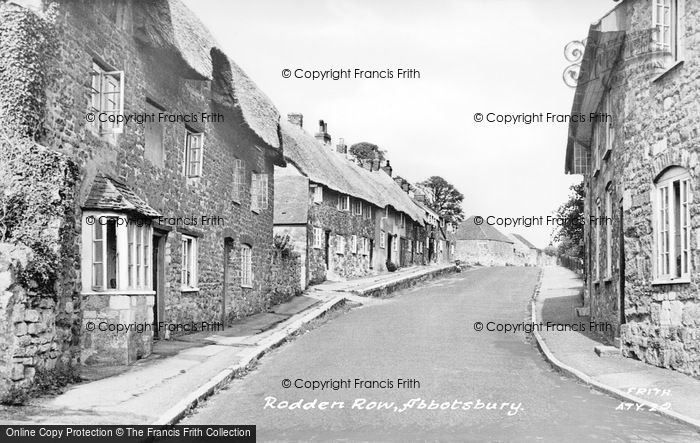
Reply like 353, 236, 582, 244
511, 233, 538, 250
280, 121, 426, 224
83, 174, 161, 217
274, 175, 309, 225
455, 216, 513, 243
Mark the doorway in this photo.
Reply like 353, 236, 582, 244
324, 230, 331, 270
369, 239, 374, 269
223, 238, 234, 327
387, 234, 393, 263
618, 204, 625, 329
152, 232, 166, 339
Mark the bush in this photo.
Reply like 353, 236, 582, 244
386, 261, 398, 272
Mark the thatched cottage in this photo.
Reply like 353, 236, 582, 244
0, 0, 288, 395
274, 115, 448, 288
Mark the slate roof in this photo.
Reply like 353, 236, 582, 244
511, 233, 538, 250
83, 174, 161, 217
280, 121, 426, 224
135, 0, 281, 150
455, 216, 513, 243
274, 175, 309, 225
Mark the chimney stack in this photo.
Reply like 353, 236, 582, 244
336, 137, 347, 154
381, 160, 393, 177
315, 119, 331, 145
371, 159, 380, 171
414, 190, 426, 203
287, 113, 303, 128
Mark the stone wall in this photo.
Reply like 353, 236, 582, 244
455, 240, 516, 266
0, 0, 281, 373
38, 1, 278, 332
308, 189, 375, 284
583, 0, 700, 377
0, 133, 80, 400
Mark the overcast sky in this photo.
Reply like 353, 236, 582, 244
184, 0, 614, 248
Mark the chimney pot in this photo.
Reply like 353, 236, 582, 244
381, 160, 393, 177
336, 137, 347, 154
314, 119, 332, 145
287, 113, 303, 127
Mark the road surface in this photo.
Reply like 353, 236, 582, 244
184, 267, 699, 441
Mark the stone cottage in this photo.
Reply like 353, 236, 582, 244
0, 0, 286, 395
274, 115, 432, 288
454, 216, 515, 266
565, 0, 700, 377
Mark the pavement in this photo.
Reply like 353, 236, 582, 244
0, 263, 455, 426
533, 265, 700, 432
184, 266, 699, 441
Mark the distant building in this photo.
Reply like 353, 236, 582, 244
454, 217, 514, 266
564, 0, 700, 377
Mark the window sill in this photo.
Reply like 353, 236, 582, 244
180, 287, 200, 293
81, 290, 156, 296
241, 284, 253, 289
592, 280, 600, 286
652, 59, 684, 83
251, 208, 261, 214
651, 278, 690, 286
602, 148, 612, 161
603, 277, 613, 284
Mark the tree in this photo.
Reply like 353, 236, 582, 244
349, 142, 386, 162
552, 181, 585, 260
418, 176, 465, 223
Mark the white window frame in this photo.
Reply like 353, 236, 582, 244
337, 194, 350, 211
351, 235, 358, 254
380, 230, 386, 249
603, 95, 614, 160
392, 235, 398, 252
336, 235, 345, 255
653, 0, 683, 62
232, 159, 245, 204
181, 235, 198, 290
184, 129, 204, 178
312, 184, 323, 204
352, 199, 363, 216
82, 212, 153, 294
312, 227, 323, 249
654, 167, 691, 282
241, 244, 253, 288
606, 187, 613, 278
591, 121, 601, 177
251, 172, 269, 213
363, 204, 372, 220
594, 202, 600, 282
89, 62, 124, 135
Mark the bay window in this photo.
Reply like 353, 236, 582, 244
83, 213, 153, 293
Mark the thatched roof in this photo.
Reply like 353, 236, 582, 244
83, 174, 161, 217
280, 121, 426, 224
274, 175, 309, 224
135, 0, 281, 149
455, 216, 513, 243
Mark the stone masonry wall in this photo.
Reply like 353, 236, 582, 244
585, 0, 700, 377
2, 0, 279, 366
308, 189, 375, 284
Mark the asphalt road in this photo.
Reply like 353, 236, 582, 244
184, 267, 700, 442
